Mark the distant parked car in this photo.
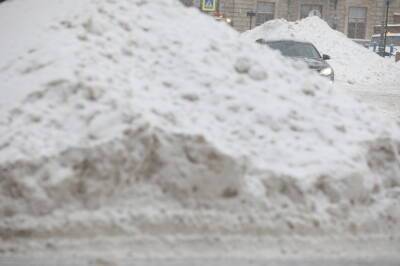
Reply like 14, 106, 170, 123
256, 39, 334, 81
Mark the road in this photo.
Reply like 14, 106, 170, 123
335, 81, 400, 120
1, 234, 399, 266
1, 256, 400, 266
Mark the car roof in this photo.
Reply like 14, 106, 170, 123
256, 39, 313, 45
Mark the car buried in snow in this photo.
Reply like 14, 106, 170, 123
256, 39, 335, 81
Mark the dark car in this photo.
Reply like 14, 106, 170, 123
256, 39, 334, 81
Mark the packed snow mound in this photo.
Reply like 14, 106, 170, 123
0, 0, 400, 240
0, 0, 89, 112
243, 17, 400, 85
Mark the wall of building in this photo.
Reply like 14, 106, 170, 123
334, 0, 372, 39
179, 0, 400, 40
394, 13, 400, 23
218, 0, 400, 39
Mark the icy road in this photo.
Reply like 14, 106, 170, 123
1, 256, 400, 266
335, 82, 400, 120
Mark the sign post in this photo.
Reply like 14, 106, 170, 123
379, 0, 391, 57
247, 11, 256, 30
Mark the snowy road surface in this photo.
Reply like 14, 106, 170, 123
335, 82, 400, 120
350, 90, 400, 119
1, 256, 400, 266
1, 235, 399, 266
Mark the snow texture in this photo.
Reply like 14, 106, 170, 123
0, 0, 400, 251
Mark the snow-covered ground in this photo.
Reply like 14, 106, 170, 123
0, 0, 400, 263
0, 0, 88, 112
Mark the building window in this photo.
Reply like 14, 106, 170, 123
255, 2, 275, 26
348, 7, 367, 39
300, 4, 323, 19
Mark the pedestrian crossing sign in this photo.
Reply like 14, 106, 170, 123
201, 0, 217, 12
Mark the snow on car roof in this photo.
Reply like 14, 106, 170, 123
257, 38, 315, 45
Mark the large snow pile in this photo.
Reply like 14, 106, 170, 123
0, 0, 400, 250
243, 17, 400, 86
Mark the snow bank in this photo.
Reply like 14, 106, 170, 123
0, 0, 88, 113
0, 0, 400, 247
243, 17, 400, 86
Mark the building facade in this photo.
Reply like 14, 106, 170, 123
182, 0, 400, 40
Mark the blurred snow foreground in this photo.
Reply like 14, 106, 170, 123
243, 17, 400, 86
0, 0, 400, 253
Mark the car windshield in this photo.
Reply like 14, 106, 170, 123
266, 41, 321, 59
